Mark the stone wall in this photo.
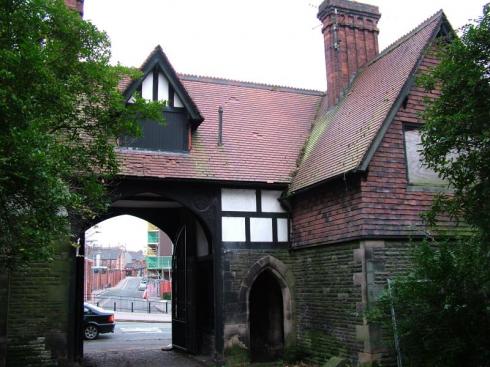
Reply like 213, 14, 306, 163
222, 243, 370, 365
221, 239, 423, 366
0, 273, 8, 367
223, 248, 294, 352
294, 240, 416, 366
5, 242, 75, 367
292, 242, 363, 365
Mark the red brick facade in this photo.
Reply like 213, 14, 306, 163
291, 47, 447, 248
64, 0, 83, 16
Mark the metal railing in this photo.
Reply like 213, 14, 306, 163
84, 294, 171, 314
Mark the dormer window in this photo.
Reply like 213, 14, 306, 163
120, 46, 203, 153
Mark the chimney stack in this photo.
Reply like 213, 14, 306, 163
318, 0, 380, 108
64, 0, 84, 17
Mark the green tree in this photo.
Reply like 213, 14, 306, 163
419, 4, 490, 239
371, 237, 490, 366
0, 0, 163, 269
370, 5, 490, 366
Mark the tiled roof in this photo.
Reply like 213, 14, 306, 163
290, 11, 444, 193
119, 75, 323, 184
86, 247, 123, 260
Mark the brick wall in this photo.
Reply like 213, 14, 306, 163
64, 0, 83, 16
291, 47, 447, 248
284, 47, 447, 366
291, 177, 363, 247
360, 48, 448, 237
5, 242, 75, 366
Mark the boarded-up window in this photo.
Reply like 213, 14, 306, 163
404, 128, 446, 186
120, 110, 189, 152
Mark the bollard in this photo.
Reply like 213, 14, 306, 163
131, 302, 134, 313
114, 302, 116, 311
165, 302, 168, 313
148, 301, 151, 314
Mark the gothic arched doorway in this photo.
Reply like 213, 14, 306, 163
249, 270, 284, 362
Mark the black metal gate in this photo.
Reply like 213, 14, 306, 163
172, 225, 197, 353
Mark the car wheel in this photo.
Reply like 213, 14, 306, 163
84, 324, 99, 340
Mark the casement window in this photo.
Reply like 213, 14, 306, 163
403, 127, 446, 187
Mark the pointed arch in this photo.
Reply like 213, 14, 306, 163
238, 256, 295, 355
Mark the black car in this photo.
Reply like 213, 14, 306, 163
83, 303, 115, 340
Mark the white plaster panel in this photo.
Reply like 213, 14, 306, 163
221, 189, 256, 212
261, 190, 285, 213
158, 73, 169, 102
141, 73, 153, 100
222, 217, 246, 242
174, 93, 184, 108
250, 217, 273, 242
196, 220, 209, 257
277, 218, 289, 242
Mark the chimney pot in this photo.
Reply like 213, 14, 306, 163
64, 0, 84, 17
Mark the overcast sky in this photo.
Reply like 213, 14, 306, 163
83, 0, 486, 250
86, 215, 148, 251
84, 0, 487, 91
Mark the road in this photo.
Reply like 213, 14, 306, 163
83, 322, 213, 367
84, 322, 171, 353
89, 277, 171, 314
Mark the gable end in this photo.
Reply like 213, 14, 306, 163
123, 45, 204, 129
357, 15, 450, 172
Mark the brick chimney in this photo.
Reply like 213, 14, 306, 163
64, 0, 84, 17
318, 0, 380, 108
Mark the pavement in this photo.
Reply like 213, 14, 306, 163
89, 276, 171, 322
114, 310, 170, 323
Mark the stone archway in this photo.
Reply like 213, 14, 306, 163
237, 256, 295, 358
73, 178, 221, 360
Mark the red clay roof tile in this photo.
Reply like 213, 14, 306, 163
290, 11, 444, 193
118, 75, 323, 184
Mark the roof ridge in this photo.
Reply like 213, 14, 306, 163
369, 10, 444, 67
178, 73, 325, 96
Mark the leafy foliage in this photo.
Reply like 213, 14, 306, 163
419, 5, 490, 239
370, 6, 490, 366
370, 237, 490, 367
0, 0, 163, 269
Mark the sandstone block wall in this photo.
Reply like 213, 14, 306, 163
5, 243, 75, 367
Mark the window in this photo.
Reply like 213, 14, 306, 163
404, 128, 446, 187
120, 110, 189, 152
120, 67, 190, 152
